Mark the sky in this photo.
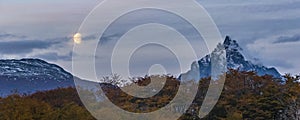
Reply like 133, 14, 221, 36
1, 0, 300, 80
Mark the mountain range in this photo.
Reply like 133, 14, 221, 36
180, 36, 281, 81
0, 36, 282, 96
0, 59, 75, 96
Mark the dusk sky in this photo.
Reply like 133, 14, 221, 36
1, 0, 300, 80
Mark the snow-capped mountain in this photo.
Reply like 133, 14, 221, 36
180, 36, 281, 81
0, 59, 75, 96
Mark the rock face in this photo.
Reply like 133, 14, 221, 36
0, 59, 74, 96
180, 61, 200, 81
180, 36, 281, 81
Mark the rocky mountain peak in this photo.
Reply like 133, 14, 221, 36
180, 36, 282, 81
223, 36, 242, 51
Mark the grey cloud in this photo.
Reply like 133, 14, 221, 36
82, 34, 97, 41
264, 59, 294, 69
33, 52, 73, 61
0, 34, 96, 58
0, 40, 57, 54
273, 34, 300, 44
221, 1, 300, 13
0, 33, 27, 39
0, 37, 67, 54
96, 34, 121, 45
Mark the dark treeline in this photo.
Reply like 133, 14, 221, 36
0, 87, 95, 120
0, 69, 299, 120
185, 69, 300, 120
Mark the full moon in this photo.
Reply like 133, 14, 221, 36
73, 33, 82, 44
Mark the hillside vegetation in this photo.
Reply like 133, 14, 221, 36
0, 69, 299, 120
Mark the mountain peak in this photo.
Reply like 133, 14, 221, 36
180, 36, 282, 81
223, 36, 242, 51
224, 36, 231, 44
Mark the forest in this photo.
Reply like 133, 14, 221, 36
0, 69, 299, 120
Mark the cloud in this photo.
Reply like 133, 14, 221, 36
247, 34, 300, 74
0, 33, 96, 61
0, 37, 68, 54
266, 59, 294, 69
273, 34, 300, 44
82, 34, 97, 41
98, 34, 122, 44
0, 33, 27, 40
0, 40, 57, 54
33, 52, 73, 61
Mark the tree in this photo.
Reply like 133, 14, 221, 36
0, 95, 52, 120
49, 103, 95, 120
101, 74, 128, 86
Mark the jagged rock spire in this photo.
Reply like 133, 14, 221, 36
223, 36, 242, 51
179, 36, 282, 81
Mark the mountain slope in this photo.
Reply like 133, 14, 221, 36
180, 36, 282, 81
0, 59, 75, 96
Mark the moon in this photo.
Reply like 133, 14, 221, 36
73, 33, 82, 44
